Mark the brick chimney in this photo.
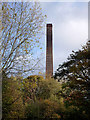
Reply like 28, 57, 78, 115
46, 24, 53, 77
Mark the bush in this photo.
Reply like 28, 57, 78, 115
2, 72, 25, 119
25, 99, 61, 119
24, 77, 64, 119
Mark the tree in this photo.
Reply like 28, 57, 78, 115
22, 75, 44, 103
1, 2, 46, 76
54, 41, 90, 93
2, 72, 25, 119
54, 41, 90, 120
24, 77, 62, 119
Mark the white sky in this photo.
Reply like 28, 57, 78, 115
40, 2, 88, 74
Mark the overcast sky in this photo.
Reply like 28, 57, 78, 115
3, 1, 88, 77
40, 2, 88, 74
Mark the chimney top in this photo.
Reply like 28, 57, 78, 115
47, 24, 52, 27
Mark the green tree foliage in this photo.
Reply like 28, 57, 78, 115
36, 78, 61, 100
22, 75, 44, 103
24, 77, 63, 119
22, 76, 61, 103
2, 2, 46, 76
25, 99, 61, 119
2, 72, 25, 119
54, 41, 90, 120
3, 73, 89, 119
54, 41, 90, 97
55, 42, 89, 80
2, 74, 63, 119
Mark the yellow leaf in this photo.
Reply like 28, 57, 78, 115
2, 26, 4, 30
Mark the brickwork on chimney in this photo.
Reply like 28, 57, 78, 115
46, 24, 53, 77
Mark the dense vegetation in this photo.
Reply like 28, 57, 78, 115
2, 74, 90, 119
2, 42, 90, 119
54, 41, 90, 120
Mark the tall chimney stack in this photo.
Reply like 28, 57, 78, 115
46, 24, 53, 77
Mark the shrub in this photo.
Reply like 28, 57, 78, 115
25, 99, 61, 119
2, 72, 25, 119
